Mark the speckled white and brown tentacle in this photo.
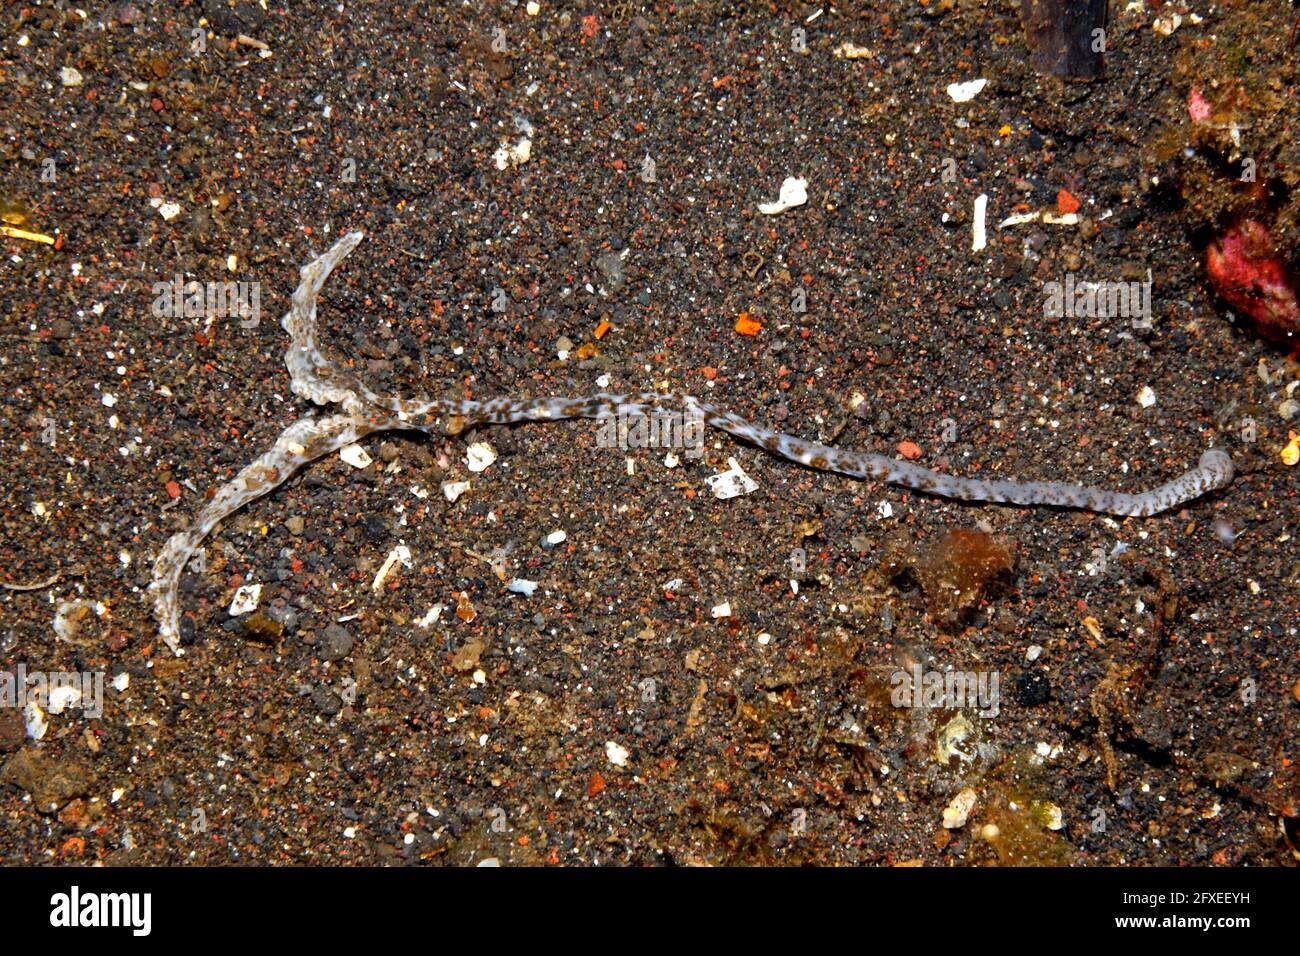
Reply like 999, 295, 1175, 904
148, 231, 1234, 653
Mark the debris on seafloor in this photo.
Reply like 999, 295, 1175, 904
935, 712, 977, 765
0, 572, 59, 592
892, 529, 1018, 633
972, 749, 1075, 865
24, 702, 47, 741
229, 583, 262, 616
945, 78, 987, 104
833, 41, 872, 60
977, 792, 1074, 866
1282, 432, 1300, 467
493, 136, 532, 170
454, 591, 477, 623
465, 442, 498, 473
414, 604, 444, 628
997, 208, 1079, 229
1019, 0, 1107, 80
942, 787, 977, 829
0, 224, 56, 244
705, 457, 758, 500
1152, 12, 1183, 37
971, 193, 988, 252
52, 600, 104, 643
0, 748, 92, 814
604, 740, 630, 768
451, 638, 483, 672
1158, 64, 1300, 349
339, 443, 372, 469
1, 196, 57, 245
1205, 219, 1300, 348
443, 479, 471, 502
241, 611, 284, 643
372, 544, 412, 591
757, 176, 807, 215
897, 440, 923, 461
153, 198, 182, 222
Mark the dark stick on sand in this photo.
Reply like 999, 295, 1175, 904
1020, 0, 1109, 80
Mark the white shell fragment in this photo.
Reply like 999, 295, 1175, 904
493, 137, 533, 170
999, 211, 1041, 229
705, 457, 758, 499
943, 788, 977, 829
605, 740, 630, 767
372, 544, 413, 591
758, 177, 808, 215
415, 605, 444, 628
999, 209, 1079, 229
946, 78, 987, 103
53, 600, 104, 642
507, 578, 538, 596
25, 702, 48, 741
834, 42, 873, 59
465, 442, 498, 473
48, 684, 82, 715
1137, 386, 1157, 409
229, 583, 262, 616
1153, 13, 1182, 35
339, 443, 373, 468
1042, 211, 1079, 226
442, 480, 471, 502
60, 67, 84, 86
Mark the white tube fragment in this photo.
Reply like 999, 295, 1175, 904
373, 544, 413, 591
972, 194, 988, 252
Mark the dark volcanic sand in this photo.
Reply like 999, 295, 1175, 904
0, 1, 1296, 866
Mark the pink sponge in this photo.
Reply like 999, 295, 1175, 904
1205, 219, 1299, 348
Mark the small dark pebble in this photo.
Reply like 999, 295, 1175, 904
0, 749, 92, 814
0, 709, 25, 754
1015, 671, 1052, 706
312, 685, 343, 716
318, 624, 354, 661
